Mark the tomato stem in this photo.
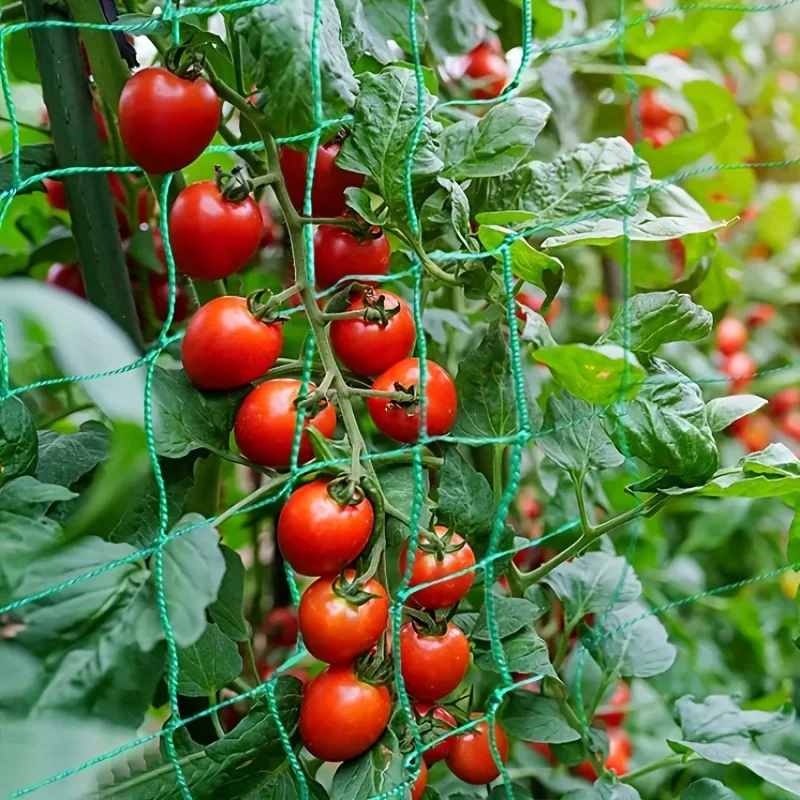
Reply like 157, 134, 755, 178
209, 694, 226, 739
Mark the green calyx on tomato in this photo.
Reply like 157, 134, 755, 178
214, 163, 253, 204
246, 287, 290, 324
416, 525, 467, 563
326, 473, 367, 508
332, 569, 384, 607
403, 606, 457, 638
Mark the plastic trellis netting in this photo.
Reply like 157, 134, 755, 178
2, 0, 800, 798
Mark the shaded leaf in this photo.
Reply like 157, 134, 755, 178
331, 729, 403, 800
209, 546, 249, 642
0, 476, 76, 518
425, 0, 498, 59
35, 423, 111, 488
377, 464, 431, 546
501, 691, 580, 743
178, 623, 243, 697
0, 397, 38, 483
471, 596, 542, 640
0, 143, 57, 195
473, 629, 557, 678
681, 779, 742, 799
437, 448, 495, 542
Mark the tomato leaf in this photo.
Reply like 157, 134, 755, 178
344, 186, 390, 226
209, 546, 250, 642
564, 776, 643, 799
331, 728, 404, 800
0, 397, 38, 484
598, 291, 713, 355
135, 514, 226, 650
153, 367, 247, 459
603, 358, 718, 486
377, 463, 431, 546
334, 0, 395, 63
337, 66, 442, 219
438, 447, 496, 543
487, 784, 536, 800
537, 391, 624, 477
453, 321, 519, 439
473, 628, 557, 678
441, 98, 551, 180
35, 422, 111, 488
235, 0, 357, 140
177, 623, 243, 697
0, 475, 76, 518
544, 553, 642, 619
534, 344, 646, 406
501, 691, 581, 743
0, 143, 57, 195
681, 779, 743, 800
705, 395, 767, 432
471, 595, 544, 640
425, 0, 499, 59
674, 694, 795, 741
27, 225, 78, 267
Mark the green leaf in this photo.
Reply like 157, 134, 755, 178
473, 628, 557, 678
478, 225, 564, 301
488, 784, 535, 800
35, 423, 111, 488
537, 391, 624, 477
209, 546, 250, 642
756, 194, 797, 254
441, 99, 550, 180
425, 0, 498, 59
674, 694, 795, 742
344, 187, 389, 226
27, 225, 78, 267
153, 367, 246, 459
437, 448, 495, 543
564, 776, 642, 799
545, 553, 641, 619
604, 358, 718, 486
337, 66, 442, 218
135, 514, 226, 650
534, 344, 646, 406
593, 603, 676, 678
334, 0, 395, 63
681, 779, 743, 800
235, 0, 357, 140
598, 291, 713, 355
640, 118, 731, 180
0, 143, 57, 195
0, 397, 38, 483
331, 729, 403, 800
520, 310, 557, 349
377, 464, 431, 546
0, 476, 76, 518
705, 395, 767, 433
693, 248, 740, 312
501, 691, 581, 743
471, 595, 543, 641
453, 321, 520, 439
177, 623, 243, 697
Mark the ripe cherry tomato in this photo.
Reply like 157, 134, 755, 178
516, 293, 560, 325
313, 225, 391, 289
721, 351, 756, 391
234, 379, 337, 468
147, 274, 188, 323
47, 263, 85, 297
644, 126, 676, 148
595, 681, 630, 728
747, 242, 771, 260
716, 316, 748, 356
277, 479, 374, 577
747, 303, 775, 328
298, 570, 388, 664
415, 703, 457, 765
299, 665, 391, 762
181, 296, 283, 390
399, 527, 475, 609
771, 388, 800, 417
400, 621, 470, 701
367, 359, 457, 443
736, 413, 772, 452
446, 715, 509, 785
330, 291, 415, 376
259, 197, 279, 247
168, 181, 263, 280
575, 728, 630, 781
667, 239, 686, 273
410, 761, 427, 800
262, 607, 299, 649
638, 89, 675, 128
464, 42, 507, 100
280, 142, 365, 218
44, 178, 68, 211
782, 410, 800, 441
119, 67, 221, 174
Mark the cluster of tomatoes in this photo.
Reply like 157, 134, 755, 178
625, 88, 684, 149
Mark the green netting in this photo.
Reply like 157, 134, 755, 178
2, 0, 800, 799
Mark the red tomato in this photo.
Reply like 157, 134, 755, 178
464, 43, 507, 100
313, 224, 391, 289
667, 239, 686, 274
46, 263, 85, 297
575, 728, 630, 781
528, 741, 556, 763
234, 379, 337, 468
277, 479, 374, 577
262, 607, 299, 649
44, 178, 68, 211
736, 413, 772, 452
721, 352, 756, 391
399, 621, 470, 701
147, 274, 188, 323
716, 317, 748, 356
446, 715, 509, 785
259, 198, 278, 247
645, 126, 675, 148
410, 761, 427, 800
119, 68, 221, 174
516, 293, 560, 325
367, 359, 457, 443
168, 181, 263, 280
638, 89, 675, 128
772, 388, 800, 417
595, 681, 630, 728
299, 665, 391, 761
181, 296, 283, 390
747, 303, 775, 328
280, 142, 365, 218
781, 410, 800, 441
298, 570, 388, 664
415, 703, 457, 766
330, 291, 415, 376
400, 526, 475, 609
747, 242, 771, 260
